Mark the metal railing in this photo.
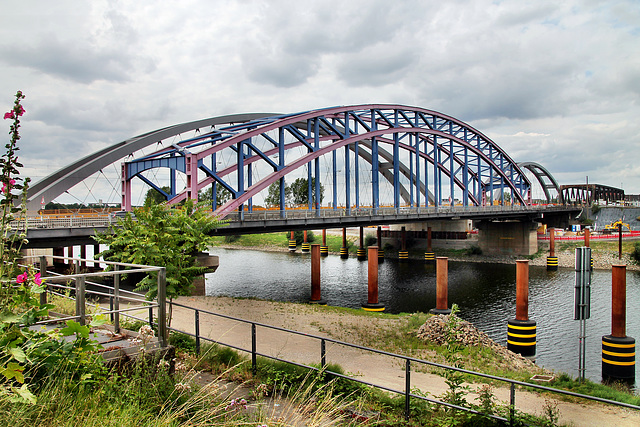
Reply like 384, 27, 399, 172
20, 255, 168, 347
167, 300, 640, 423
13, 204, 572, 231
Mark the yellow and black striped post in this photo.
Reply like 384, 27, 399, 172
603, 264, 635, 383
340, 227, 348, 259
547, 228, 558, 271
399, 226, 408, 262
507, 319, 537, 357
357, 227, 366, 260
301, 230, 310, 253
507, 260, 536, 357
320, 229, 329, 257
399, 251, 409, 261
424, 252, 435, 263
288, 231, 296, 252
377, 226, 384, 263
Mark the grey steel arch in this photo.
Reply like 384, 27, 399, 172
26, 113, 278, 211
517, 162, 562, 204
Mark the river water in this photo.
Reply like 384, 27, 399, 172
205, 248, 640, 385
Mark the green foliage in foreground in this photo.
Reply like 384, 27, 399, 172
94, 200, 225, 301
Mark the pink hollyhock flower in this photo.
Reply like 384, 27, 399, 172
2, 179, 16, 195
33, 273, 42, 285
17, 106, 25, 116
3, 111, 13, 120
16, 272, 28, 283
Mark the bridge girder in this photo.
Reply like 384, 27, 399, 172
28, 105, 545, 218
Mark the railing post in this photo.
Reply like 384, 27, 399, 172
405, 359, 411, 420
321, 339, 326, 368
157, 267, 167, 348
251, 323, 257, 376
509, 382, 516, 425
74, 261, 86, 326
195, 309, 201, 355
39, 255, 48, 306
113, 265, 120, 333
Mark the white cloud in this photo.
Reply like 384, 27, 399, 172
0, 0, 639, 202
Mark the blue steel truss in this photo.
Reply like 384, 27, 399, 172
122, 105, 532, 217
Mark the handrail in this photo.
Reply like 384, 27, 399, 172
20, 254, 168, 347
168, 300, 640, 422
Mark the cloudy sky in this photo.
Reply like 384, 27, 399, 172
1, 0, 639, 204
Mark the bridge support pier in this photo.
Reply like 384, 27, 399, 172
301, 230, 310, 253
476, 220, 538, 256
547, 228, 558, 271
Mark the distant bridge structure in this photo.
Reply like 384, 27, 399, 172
560, 184, 625, 206
28, 104, 566, 221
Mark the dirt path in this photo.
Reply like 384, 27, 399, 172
167, 296, 640, 426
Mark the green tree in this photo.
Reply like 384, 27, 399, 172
143, 186, 171, 206
264, 181, 292, 208
198, 183, 232, 208
93, 200, 225, 323
290, 177, 324, 206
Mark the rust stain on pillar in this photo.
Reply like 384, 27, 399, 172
549, 228, 555, 257
612, 264, 627, 338
367, 246, 379, 304
322, 229, 327, 246
436, 257, 448, 310
342, 227, 347, 247
516, 260, 530, 321
304, 230, 308, 243
311, 244, 321, 301
584, 228, 590, 248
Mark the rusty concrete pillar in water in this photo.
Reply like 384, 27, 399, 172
309, 244, 326, 305
288, 231, 296, 252
377, 226, 384, 262
302, 230, 310, 253
320, 229, 328, 256
424, 226, 435, 263
399, 226, 409, 261
508, 260, 536, 357
340, 227, 348, 259
602, 264, 635, 382
547, 228, 558, 271
429, 257, 451, 315
357, 226, 366, 260
362, 246, 384, 311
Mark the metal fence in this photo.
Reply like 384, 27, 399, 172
167, 300, 640, 423
20, 255, 168, 347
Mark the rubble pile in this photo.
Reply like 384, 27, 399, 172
417, 314, 547, 372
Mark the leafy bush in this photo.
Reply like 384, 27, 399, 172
364, 234, 377, 247
631, 242, 640, 264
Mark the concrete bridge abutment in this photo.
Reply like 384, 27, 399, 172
475, 220, 539, 256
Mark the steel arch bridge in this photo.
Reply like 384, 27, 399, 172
27, 104, 563, 218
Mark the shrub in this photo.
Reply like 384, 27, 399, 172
223, 234, 241, 243
631, 242, 640, 264
364, 234, 377, 247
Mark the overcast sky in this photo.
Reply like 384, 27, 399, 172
1, 0, 639, 202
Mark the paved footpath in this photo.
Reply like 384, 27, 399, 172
162, 296, 640, 426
